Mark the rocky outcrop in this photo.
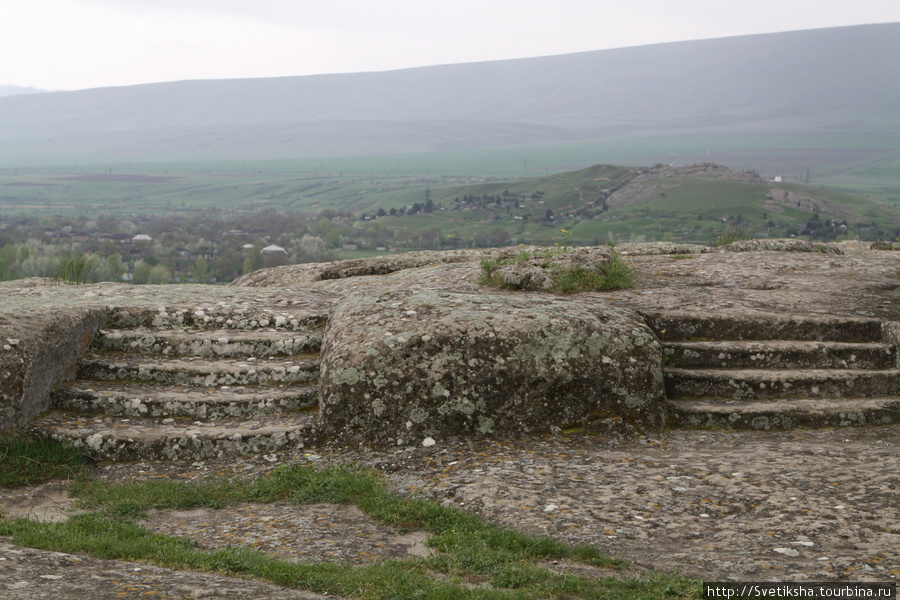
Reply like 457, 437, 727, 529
231, 249, 500, 287
0, 308, 105, 433
319, 289, 667, 446
6, 242, 900, 447
603, 163, 768, 209
615, 241, 713, 255
721, 239, 843, 254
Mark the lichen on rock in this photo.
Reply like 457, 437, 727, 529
721, 238, 843, 254
318, 289, 667, 446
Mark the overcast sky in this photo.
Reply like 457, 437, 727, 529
4, 0, 900, 91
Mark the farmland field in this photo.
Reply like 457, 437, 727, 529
1, 135, 899, 247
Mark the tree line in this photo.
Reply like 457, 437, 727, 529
0, 208, 514, 284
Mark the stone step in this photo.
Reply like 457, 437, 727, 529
669, 397, 900, 430
94, 328, 323, 357
107, 305, 329, 332
29, 411, 319, 462
664, 367, 900, 400
52, 381, 318, 420
663, 340, 897, 370
78, 355, 320, 387
643, 310, 885, 342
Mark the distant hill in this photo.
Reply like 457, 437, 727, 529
1, 23, 899, 170
393, 163, 900, 244
0, 85, 47, 98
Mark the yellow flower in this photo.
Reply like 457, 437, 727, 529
561, 229, 571, 234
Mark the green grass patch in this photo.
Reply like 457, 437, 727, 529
0, 436, 91, 488
2, 462, 702, 598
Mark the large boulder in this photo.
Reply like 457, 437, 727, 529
319, 289, 667, 446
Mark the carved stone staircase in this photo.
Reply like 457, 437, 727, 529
29, 310, 325, 461
645, 312, 900, 429
29, 306, 900, 461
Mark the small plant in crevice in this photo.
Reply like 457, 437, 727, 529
52, 254, 97, 285
708, 220, 749, 247
553, 228, 574, 252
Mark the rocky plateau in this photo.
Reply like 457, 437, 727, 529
1, 240, 899, 597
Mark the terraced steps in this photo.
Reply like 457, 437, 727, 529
663, 340, 896, 370
77, 355, 320, 386
94, 328, 323, 357
33, 411, 318, 462
666, 367, 900, 400
646, 312, 885, 342
669, 397, 900, 430
31, 313, 326, 461
52, 382, 318, 419
650, 311, 900, 429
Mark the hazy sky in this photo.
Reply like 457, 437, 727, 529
4, 0, 900, 91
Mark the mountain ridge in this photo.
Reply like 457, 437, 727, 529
0, 85, 48, 98
1, 23, 899, 166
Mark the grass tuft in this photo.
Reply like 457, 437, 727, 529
51, 254, 97, 285
0, 436, 90, 488
707, 220, 749, 247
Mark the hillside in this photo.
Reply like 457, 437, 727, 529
0, 23, 899, 180
376, 163, 900, 245
2, 162, 896, 261
0, 85, 48, 98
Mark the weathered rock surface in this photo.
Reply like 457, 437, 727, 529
494, 262, 556, 290
722, 238, 843, 253
231, 248, 500, 287
0, 541, 337, 599
0, 309, 105, 433
615, 241, 713, 255
319, 289, 666, 446
94, 328, 323, 357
